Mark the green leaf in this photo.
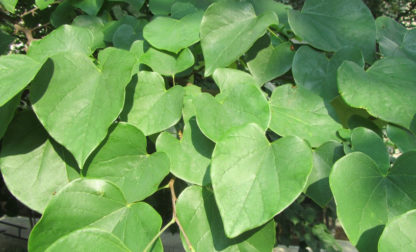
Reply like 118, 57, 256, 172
378, 209, 416, 252
85, 123, 170, 202
0, 0, 17, 13
0, 94, 19, 139
0, 54, 42, 106
140, 47, 195, 76
292, 46, 364, 101
330, 151, 416, 252
176, 186, 276, 251
149, 0, 175, 15
30, 48, 136, 168
387, 124, 416, 153
351, 127, 389, 175
305, 141, 344, 207
200, 0, 278, 76
36, 0, 54, 9
376, 16, 416, 62
0, 111, 79, 213
194, 68, 270, 142
247, 41, 294, 86
27, 25, 99, 62
211, 123, 312, 237
143, 11, 203, 53
288, 0, 376, 62
28, 179, 163, 252
72, 0, 104, 16
338, 58, 416, 133
156, 86, 214, 185
121, 71, 184, 135
269, 84, 342, 147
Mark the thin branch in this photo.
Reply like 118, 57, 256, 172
143, 218, 175, 252
169, 178, 195, 252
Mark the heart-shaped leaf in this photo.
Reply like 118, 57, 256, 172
156, 85, 214, 185
0, 54, 41, 106
121, 71, 184, 135
387, 125, 416, 153
292, 46, 364, 101
338, 57, 416, 133
85, 123, 170, 202
211, 123, 312, 237
0, 111, 79, 213
0, 94, 19, 139
194, 68, 270, 142
200, 0, 278, 76
270, 84, 342, 147
28, 179, 163, 252
330, 151, 416, 252
143, 11, 203, 53
305, 141, 344, 207
140, 47, 194, 76
30, 48, 136, 168
288, 0, 376, 62
378, 209, 416, 252
176, 186, 276, 251
376, 16, 416, 62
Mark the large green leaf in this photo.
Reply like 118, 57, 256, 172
305, 141, 343, 207
0, 94, 19, 139
376, 16, 416, 62
0, 0, 17, 13
0, 54, 41, 106
378, 209, 416, 252
338, 58, 416, 133
71, 0, 103, 16
386, 124, 416, 153
330, 151, 416, 252
269, 84, 342, 147
85, 123, 170, 202
194, 68, 270, 142
140, 47, 194, 76
292, 46, 364, 101
288, 0, 376, 62
200, 0, 278, 76
351, 127, 389, 174
211, 123, 312, 237
176, 186, 276, 251
30, 48, 136, 168
28, 179, 163, 252
156, 86, 214, 185
121, 71, 184, 135
0, 111, 79, 213
143, 11, 203, 53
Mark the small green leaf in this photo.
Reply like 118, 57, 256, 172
0, 54, 42, 106
200, 0, 278, 76
0, 111, 79, 213
378, 209, 416, 252
30, 48, 136, 168
28, 179, 163, 252
36, 0, 54, 9
121, 71, 184, 135
211, 123, 312, 237
194, 68, 270, 142
86, 123, 170, 202
156, 86, 214, 185
270, 84, 342, 147
0, 0, 17, 13
387, 124, 416, 153
288, 0, 376, 62
176, 186, 276, 251
330, 151, 416, 252
71, 0, 104, 16
140, 47, 194, 76
143, 11, 203, 53
338, 58, 416, 133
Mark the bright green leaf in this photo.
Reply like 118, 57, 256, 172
330, 151, 416, 252
200, 0, 278, 76
140, 47, 194, 76
387, 124, 416, 153
270, 84, 343, 147
30, 48, 136, 168
194, 68, 270, 142
86, 123, 170, 202
176, 186, 276, 251
288, 0, 376, 62
211, 123, 312, 237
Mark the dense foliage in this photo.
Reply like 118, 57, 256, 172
0, 0, 415, 251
